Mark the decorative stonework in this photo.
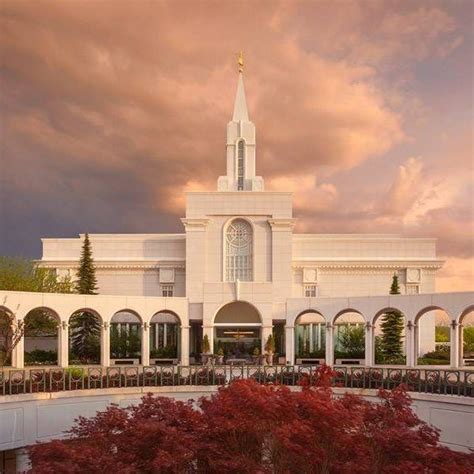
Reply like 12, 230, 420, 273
160, 268, 175, 283
303, 267, 318, 283
406, 268, 422, 283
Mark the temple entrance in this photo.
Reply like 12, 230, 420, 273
213, 302, 262, 362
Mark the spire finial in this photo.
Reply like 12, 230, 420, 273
237, 51, 244, 73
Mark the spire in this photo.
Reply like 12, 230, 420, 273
232, 54, 249, 122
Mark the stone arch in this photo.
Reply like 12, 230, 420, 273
459, 306, 474, 366
213, 301, 262, 361
68, 308, 103, 365
110, 309, 143, 364
332, 310, 366, 363
149, 310, 181, 361
415, 306, 451, 366
458, 305, 474, 325
294, 310, 326, 361
24, 307, 60, 366
415, 306, 451, 324
213, 301, 262, 325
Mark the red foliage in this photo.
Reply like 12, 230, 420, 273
28, 371, 474, 473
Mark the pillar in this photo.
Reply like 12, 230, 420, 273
101, 322, 110, 367
13, 326, 24, 368
325, 324, 334, 365
58, 321, 69, 368
450, 322, 460, 368
364, 323, 373, 366
181, 325, 190, 365
285, 325, 295, 365
406, 321, 416, 367
15, 448, 31, 473
141, 323, 150, 366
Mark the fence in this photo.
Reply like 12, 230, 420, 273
1, 366, 473, 397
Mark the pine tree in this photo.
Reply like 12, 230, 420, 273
75, 234, 98, 295
71, 234, 101, 363
379, 274, 405, 362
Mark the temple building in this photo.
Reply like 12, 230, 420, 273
38, 60, 444, 364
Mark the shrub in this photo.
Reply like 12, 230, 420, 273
28, 373, 474, 473
25, 350, 58, 365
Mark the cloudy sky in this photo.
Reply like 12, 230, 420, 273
0, 0, 472, 291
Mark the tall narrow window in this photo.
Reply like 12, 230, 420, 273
225, 218, 253, 281
237, 140, 244, 190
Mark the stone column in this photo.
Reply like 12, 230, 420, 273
364, 323, 373, 366
450, 322, 460, 368
406, 321, 416, 367
285, 325, 295, 365
101, 322, 110, 367
180, 325, 190, 365
13, 322, 25, 368
141, 323, 150, 366
58, 321, 69, 368
325, 324, 334, 366
15, 448, 31, 473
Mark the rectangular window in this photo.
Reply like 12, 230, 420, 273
304, 285, 317, 297
406, 284, 420, 295
161, 285, 174, 297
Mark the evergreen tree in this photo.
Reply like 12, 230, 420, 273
71, 234, 101, 363
379, 274, 405, 362
75, 234, 98, 295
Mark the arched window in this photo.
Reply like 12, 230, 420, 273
225, 218, 253, 281
237, 140, 244, 190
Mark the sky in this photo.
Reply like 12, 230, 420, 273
0, 0, 473, 291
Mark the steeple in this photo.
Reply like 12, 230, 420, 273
217, 53, 264, 192
232, 72, 249, 122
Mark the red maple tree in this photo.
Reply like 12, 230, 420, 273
28, 369, 474, 473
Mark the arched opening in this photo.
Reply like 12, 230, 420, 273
373, 307, 406, 365
0, 307, 15, 367
24, 308, 59, 366
110, 310, 142, 365
295, 311, 326, 363
333, 311, 365, 364
68, 309, 102, 365
225, 218, 253, 282
416, 307, 450, 366
214, 301, 261, 362
460, 308, 474, 366
149, 311, 181, 363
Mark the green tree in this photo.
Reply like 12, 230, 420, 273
75, 234, 98, 295
337, 325, 365, 358
0, 256, 73, 293
379, 274, 405, 363
70, 234, 101, 363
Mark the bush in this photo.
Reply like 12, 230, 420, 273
28, 376, 474, 473
25, 350, 57, 365
150, 345, 177, 358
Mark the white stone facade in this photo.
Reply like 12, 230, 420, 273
37, 70, 447, 362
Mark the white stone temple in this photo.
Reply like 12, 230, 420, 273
38, 62, 445, 363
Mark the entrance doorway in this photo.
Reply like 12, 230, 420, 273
213, 301, 262, 361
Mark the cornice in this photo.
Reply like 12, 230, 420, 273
268, 218, 296, 230
292, 261, 444, 271
39, 261, 186, 271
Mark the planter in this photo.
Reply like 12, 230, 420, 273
266, 352, 274, 365
201, 353, 212, 365
216, 355, 224, 365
